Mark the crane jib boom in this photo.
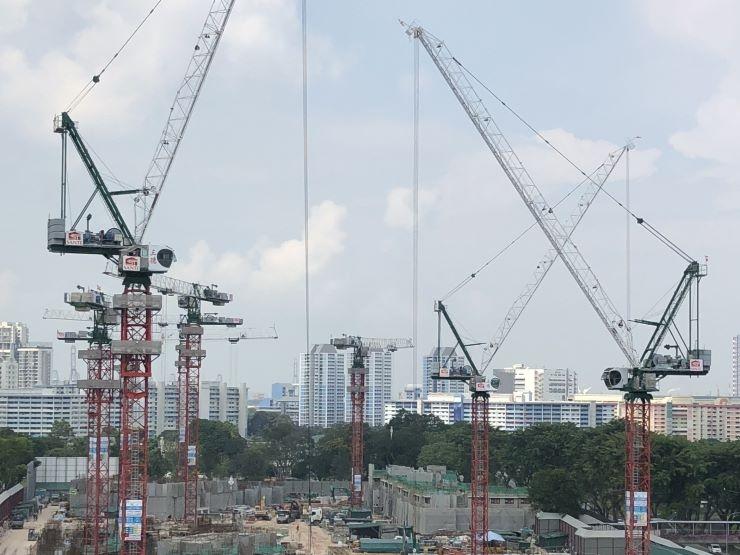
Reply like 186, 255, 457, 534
639, 261, 704, 367
134, 0, 236, 242
410, 25, 637, 366
58, 112, 134, 243
482, 146, 627, 369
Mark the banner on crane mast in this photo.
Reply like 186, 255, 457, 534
123, 499, 143, 541
188, 445, 196, 466
353, 474, 362, 492
625, 491, 648, 527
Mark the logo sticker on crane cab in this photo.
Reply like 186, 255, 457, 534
122, 256, 141, 272
689, 359, 704, 372
66, 231, 83, 246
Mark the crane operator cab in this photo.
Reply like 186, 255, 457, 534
118, 245, 175, 275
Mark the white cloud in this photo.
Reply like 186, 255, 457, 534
642, 1, 740, 166
173, 200, 347, 292
384, 187, 440, 230
515, 129, 661, 187
0, 0, 350, 136
669, 73, 740, 165
0, 0, 30, 34
224, 0, 351, 79
642, 0, 740, 59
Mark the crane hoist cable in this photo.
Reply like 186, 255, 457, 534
441, 158, 614, 301
66, 0, 165, 112
453, 56, 694, 264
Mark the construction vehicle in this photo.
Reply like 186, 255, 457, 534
406, 22, 710, 555
330, 336, 413, 507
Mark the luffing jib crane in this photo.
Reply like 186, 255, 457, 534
407, 22, 711, 555
47, 0, 236, 551
330, 335, 413, 507
433, 301, 499, 555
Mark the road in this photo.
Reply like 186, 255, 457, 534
0, 505, 56, 555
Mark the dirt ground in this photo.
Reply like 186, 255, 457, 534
245, 517, 334, 555
0, 505, 56, 555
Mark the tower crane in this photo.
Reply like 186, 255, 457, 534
406, 23, 711, 555
433, 302, 499, 555
47, 0, 236, 551
106, 271, 245, 527
59, 289, 118, 551
330, 335, 413, 507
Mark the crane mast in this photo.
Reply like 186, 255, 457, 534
134, 0, 236, 242
407, 24, 637, 367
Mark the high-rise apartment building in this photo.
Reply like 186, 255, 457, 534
0, 385, 105, 437
299, 344, 349, 427
344, 348, 392, 427
17, 344, 53, 387
0, 358, 19, 389
0, 380, 249, 438
0, 322, 29, 361
422, 347, 467, 397
497, 363, 578, 401
732, 335, 739, 397
299, 344, 396, 428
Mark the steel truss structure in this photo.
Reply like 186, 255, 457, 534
176, 324, 205, 525
625, 396, 652, 555
114, 283, 161, 555
348, 362, 367, 507
470, 393, 490, 555
82, 343, 114, 554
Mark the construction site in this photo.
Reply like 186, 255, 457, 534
0, 2, 736, 555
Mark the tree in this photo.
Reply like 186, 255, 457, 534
417, 422, 471, 478
198, 420, 246, 478
529, 468, 582, 515
0, 429, 34, 489
386, 411, 444, 467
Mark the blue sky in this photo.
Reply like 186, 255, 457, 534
1, 0, 738, 397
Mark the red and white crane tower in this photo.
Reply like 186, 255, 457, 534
330, 335, 413, 507
47, 1, 236, 552
406, 22, 711, 555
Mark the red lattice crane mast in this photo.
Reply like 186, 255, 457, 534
56, 290, 119, 555
331, 335, 413, 507
433, 301, 499, 555
407, 22, 712, 555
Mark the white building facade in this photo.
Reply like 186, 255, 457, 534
732, 335, 739, 397
299, 344, 349, 427
498, 363, 578, 402
385, 393, 740, 441
422, 347, 467, 397
0, 321, 29, 361
0, 380, 248, 438
17, 344, 53, 388
0, 385, 98, 436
